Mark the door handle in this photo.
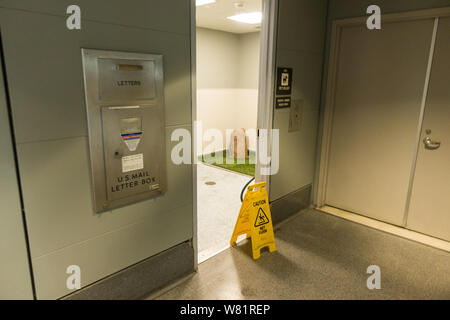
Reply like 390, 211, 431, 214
423, 137, 441, 150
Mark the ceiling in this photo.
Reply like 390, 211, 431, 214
196, 0, 262, 34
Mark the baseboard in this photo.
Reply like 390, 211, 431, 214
318, 206, 450, 253
270, 184, 312, 225
63, 241, 195, 300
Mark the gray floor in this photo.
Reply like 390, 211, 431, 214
155, 209, 450, 300
197, 163, 253, 263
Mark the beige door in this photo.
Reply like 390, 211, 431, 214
325, 19, 435, 225
407, 17, 450, 241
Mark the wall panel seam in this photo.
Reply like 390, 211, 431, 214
16, 123, 193, 145
0, 6, 190, 37
30, 201, 194, 260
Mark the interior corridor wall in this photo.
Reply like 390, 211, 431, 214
269, 0, 328, 202
196, 27, 260, 155
313, 0, 450, 204
0, 0, 194, 299
0, 55, 33, 299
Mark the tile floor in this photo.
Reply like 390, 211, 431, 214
155, 209, 450, 300
197, 163, 254, 263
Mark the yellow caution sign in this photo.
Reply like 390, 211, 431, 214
230, 185, 253, 246
230, 182, 276, 259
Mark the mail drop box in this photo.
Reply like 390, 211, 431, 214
81, 49, 166, 212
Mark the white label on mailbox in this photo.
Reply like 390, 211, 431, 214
122, 154, 144, 173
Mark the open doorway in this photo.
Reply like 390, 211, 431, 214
194, 0, 265, 263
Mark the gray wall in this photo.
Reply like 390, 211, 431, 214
328, 0, 450, 19
0, 50, 34, 300
312, 0, 450, 204
270, 0, 328, 202
0, 0, 193, 299
196, 27, 260, 90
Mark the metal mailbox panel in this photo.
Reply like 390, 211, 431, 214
81, 49, 166, 212
98, 58, 156, 101
102, 105, 164, 202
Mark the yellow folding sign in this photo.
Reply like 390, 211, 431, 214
230, 182, 276, 259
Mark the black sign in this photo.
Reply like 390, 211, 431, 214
276, 67, 293, 95
276, 96, 291, 109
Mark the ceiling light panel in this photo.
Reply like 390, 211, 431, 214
196, 0, 216, 7
227, 11, 262, 24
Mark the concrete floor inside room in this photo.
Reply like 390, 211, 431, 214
154, 209, 450, 300
197, 162, 254, 263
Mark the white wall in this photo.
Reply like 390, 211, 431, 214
196, 28, 260, 155
238, 32, 261, 89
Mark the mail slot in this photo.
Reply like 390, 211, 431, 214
98, 58, 156, 101
81, 49, 166, 212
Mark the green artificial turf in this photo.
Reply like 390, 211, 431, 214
200, 150, 255, 177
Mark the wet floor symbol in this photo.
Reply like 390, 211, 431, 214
254, 208, 269, 227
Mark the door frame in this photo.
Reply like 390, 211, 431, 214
190, 0, 279, 268
190, 0, 198, 270
315, 7, 450, 211
255, 0, 279, 194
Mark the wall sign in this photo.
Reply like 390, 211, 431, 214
276, 96, 291, 109
276, 67, 293, 95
